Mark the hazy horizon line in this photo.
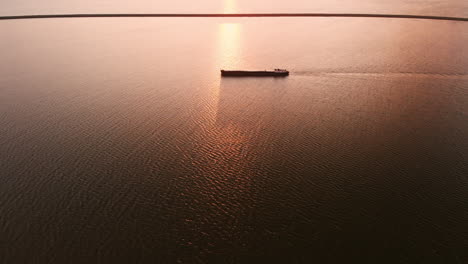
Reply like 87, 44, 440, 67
1, 13, 467, 22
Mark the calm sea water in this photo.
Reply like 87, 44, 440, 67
1, 14, 468, 263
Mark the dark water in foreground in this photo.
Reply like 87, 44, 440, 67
1, 18, 468, 263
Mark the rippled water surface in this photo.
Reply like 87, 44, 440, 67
1, 16, 468, 263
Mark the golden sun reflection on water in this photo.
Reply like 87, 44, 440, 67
182, 14, 253, 241
204, 22, 242, 126
218, 23, 241, 70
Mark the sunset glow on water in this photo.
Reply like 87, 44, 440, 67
1, 1, 468, 263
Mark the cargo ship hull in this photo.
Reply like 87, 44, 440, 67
221, 70, 289, 77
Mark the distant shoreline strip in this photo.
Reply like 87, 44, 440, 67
0, 13, 467, 22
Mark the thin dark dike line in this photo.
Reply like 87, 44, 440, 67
0, 13, 467, 22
